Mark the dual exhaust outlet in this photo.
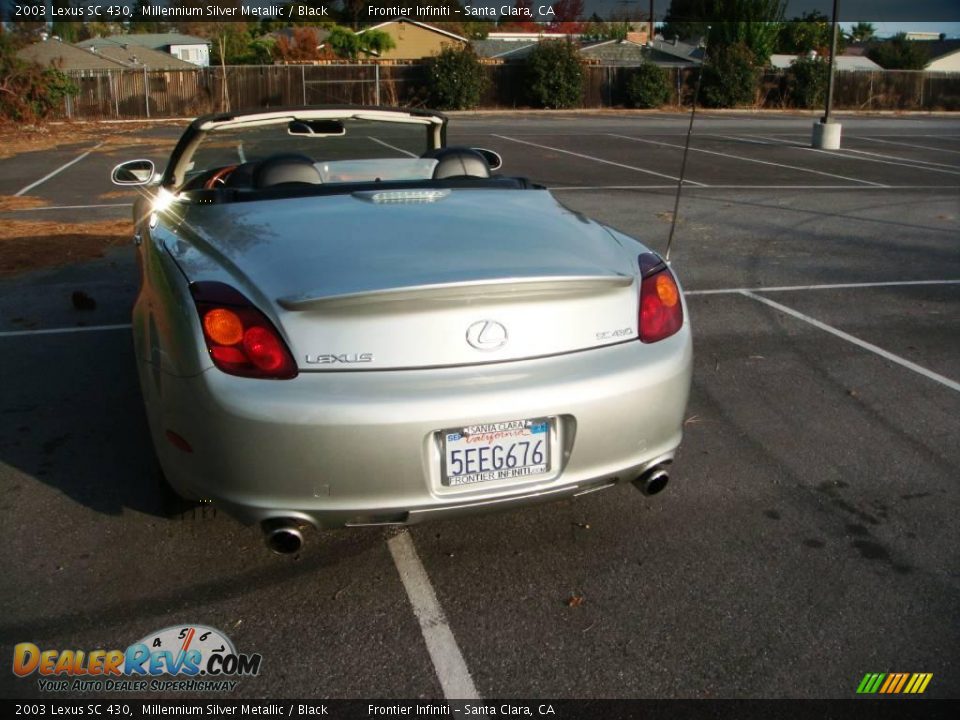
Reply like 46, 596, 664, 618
261, 465, 669, 554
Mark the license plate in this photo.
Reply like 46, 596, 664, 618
441, 417, 551, 487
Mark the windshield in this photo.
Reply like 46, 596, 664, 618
181, 117, 436, 190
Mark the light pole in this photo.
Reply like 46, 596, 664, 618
812, 0, 842, 149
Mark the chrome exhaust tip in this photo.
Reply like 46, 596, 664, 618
262, 519, 304, 555
633, 466, 670, 496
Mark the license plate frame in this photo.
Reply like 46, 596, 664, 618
440, 417, 552, 487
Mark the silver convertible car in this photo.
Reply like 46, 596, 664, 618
112, 107, 692, 554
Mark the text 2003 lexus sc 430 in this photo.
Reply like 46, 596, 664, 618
112, 107, 692, 554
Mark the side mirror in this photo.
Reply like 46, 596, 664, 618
111, 159, 156, 186
472, 148, 502, 171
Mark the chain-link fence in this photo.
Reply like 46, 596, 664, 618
55, 64, 960, 120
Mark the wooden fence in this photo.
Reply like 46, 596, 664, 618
56, 64, 960, 120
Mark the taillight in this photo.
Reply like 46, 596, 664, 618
638, 253, 683, 343
191, 282, 298, 379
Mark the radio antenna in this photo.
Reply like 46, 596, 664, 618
665, 28, 710, 262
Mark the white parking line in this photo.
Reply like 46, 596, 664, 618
493, 134, 706, 185
368, 136, 418, 158
840, 147, 960, 170
806, 147, 960, 176
14, 142, 106, 196
388, 531, 480, 700
610, 134, 887, 187
685, 279, 960, 296
740, 290, 960, 393
0, 323, 131, 339
853, 135, 960, 156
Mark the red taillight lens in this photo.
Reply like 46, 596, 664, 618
638, 254, 683, 343
191, 282, 297, 379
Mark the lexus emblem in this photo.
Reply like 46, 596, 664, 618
466, 320, 508, 351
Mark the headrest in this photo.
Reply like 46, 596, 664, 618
430, 147, 491, 180
254, 154, 322, 188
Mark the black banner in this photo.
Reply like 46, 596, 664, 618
0, 1, 958, 24
2, 700, 960, 720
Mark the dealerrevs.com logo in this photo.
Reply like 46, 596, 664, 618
13, 625, 262, 693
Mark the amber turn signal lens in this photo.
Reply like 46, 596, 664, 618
655, 273, 679, 307
203, 308, 244, 345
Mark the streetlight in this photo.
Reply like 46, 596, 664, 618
812, 0, 842, 149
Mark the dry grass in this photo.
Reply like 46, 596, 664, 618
0, 195, 49, 211
0, 219, 132, 277
0, 121, 180, 159
97, 189, 139, 200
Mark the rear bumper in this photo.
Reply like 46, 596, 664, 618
146, 331, 692, 528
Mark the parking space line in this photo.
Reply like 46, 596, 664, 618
740, 290, 960, 393
610, 134, 887, 187
387, 531, 480, 700
493, 134, 706, 185
840, 147, 960, 170
806, 147, 960, 176
368, 136, 418, 158
0, 323, 131, 338
685, 279, 960, 296
14, 142, 106, 196
853, 136, 960, 156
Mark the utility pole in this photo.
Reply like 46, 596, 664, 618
811, 0, 842, 149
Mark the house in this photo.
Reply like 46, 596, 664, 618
924, 39, 960, 72
579, 39, 649, 66
84, 44, 198, 71
78, 33, 211, 67
357, 19, 466, 61
470, 38, 538, 62
647, 37, 705, 67
18, 39, 127, 72
769, 53, 883, 71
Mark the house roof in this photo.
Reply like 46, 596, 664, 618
579, 39, 649, 65
769, 54, 883, 71
18, 40, 126, 71
922, 39, 960, 62
648, 38, 704, 65
77, 33, 210, 51
470, 39, 538, 60
86, 44, 198, 70
359, 19, 467, 43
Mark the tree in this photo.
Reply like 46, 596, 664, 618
627, 62, 671, 108
662, 0, 714, 42
867, 33, 929, 70
707, 1, 786, 66
0, 34, 78, 123
785, 55, 828, 108
547, 0, 585, 33
327, 26, 395, 60
523, 39, 583, 109
848, 21, 875, 43
274, 27, 326, 62
427, 45, 488, 110
778, 10, 844, 56
700, 41, 760, 107
499, 0, 539, 33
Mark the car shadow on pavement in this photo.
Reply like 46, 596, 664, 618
1, 329, 174, 520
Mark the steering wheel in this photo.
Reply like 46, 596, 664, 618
204, 165, 238, 189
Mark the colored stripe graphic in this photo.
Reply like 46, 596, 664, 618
858, 673, 932, 694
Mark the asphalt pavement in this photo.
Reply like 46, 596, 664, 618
0, 111, 957, 700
